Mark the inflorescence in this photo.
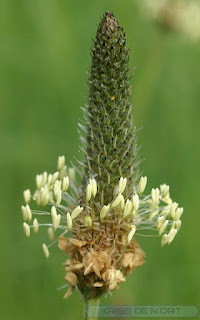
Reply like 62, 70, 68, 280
21, 12, 183, 299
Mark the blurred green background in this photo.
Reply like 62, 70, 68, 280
1, 0, 200, 319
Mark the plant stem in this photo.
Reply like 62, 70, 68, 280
84, 297, 100, 320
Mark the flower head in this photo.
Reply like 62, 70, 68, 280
21, 11, 183, 300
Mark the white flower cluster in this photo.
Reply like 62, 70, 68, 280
138, 0, 200, 42
21, 156, 183, 259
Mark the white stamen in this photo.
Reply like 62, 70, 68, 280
156, 216, 165, 229
161, 234, 168, 247
42, 171, 48, 186
111, 194, 124, 208
167, 228, 177, 244
118, 177, 127, 194
123, 199, 133, 217
174, 207, 183, 221
159, 220, 169, 236
36, 174, 43, 189
62, 176, 69, 192
21, 205, 28, 221
151, 188, 160, 205
127, 225, 136, 243
50, 172, 59, 185
42, 243, 49, 259
86, 184, 92, 202
160, 184, 169, 198
84, 215, 92, 227
33, 218, 39, 233
67, 212, 72, 230
48, 227, 55, 241
149, 210, 159, 220
71, 206, 83, 220
90, 179, 97, 197
23, 189, 31, 204
58, 155, 65, 171
56, 190, 62, 206
132, 194, 140, 210
26, 204, 32, 221
138, 176, 147, 195
170, 202, 178, 219
172, 220, 182, 231
54, 180, 61, 198
100, 205, 110, 220
23, 222, 30, 237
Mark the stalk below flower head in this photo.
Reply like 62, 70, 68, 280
21, 12, 183, 300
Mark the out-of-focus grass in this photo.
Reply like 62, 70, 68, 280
0, 1, 200, 319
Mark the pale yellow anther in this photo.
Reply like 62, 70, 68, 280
71, 206, 83, 220
54, 180, 62, 198
42, 171, 48, 186
23, 222, 30, 237
170, 202, 178, 219
84, 215, 92, 227
67, 212, 72, 230
123, 199, 133, 217
41, 193, 49, 206
167, 228, 177, 244
132, 194, 139, 210
159, 220, 169, 236
51, 206, 59, 230
156, 216, 165, 229
57, 155, 65, 171
21, 205, 28, 221
86, 184, 92, 202
127, 225, 136, 243
33, 218, 39, 233
56, 214, 61, 230
149, 210, 159, 220
62, 176, 69, 192
174, 207, 183, 221
100, 205, 110, 220
161, 207, 171, 217
50, 172, 59, 185
138, 176, 147, 195
161, 234, 168, 247
56, 190, 62, 206
48, 227, 55, 241
36, 174, 43, 189
118, 177, 127, 194
151, 188, 160, 205
47, 174, 52, 185
160, 184, 169, 198
90, 179, 97, 197
26, 204, 32, 222
23, 189, 31, 204
172, 220, 182, 231
120, 196, 125, 210
40, 187, 49, 206
111, 194, 123, 208
42, 243, 49, 259
51, 206, 57, 216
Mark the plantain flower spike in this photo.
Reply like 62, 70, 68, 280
21, 12, 183, 301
